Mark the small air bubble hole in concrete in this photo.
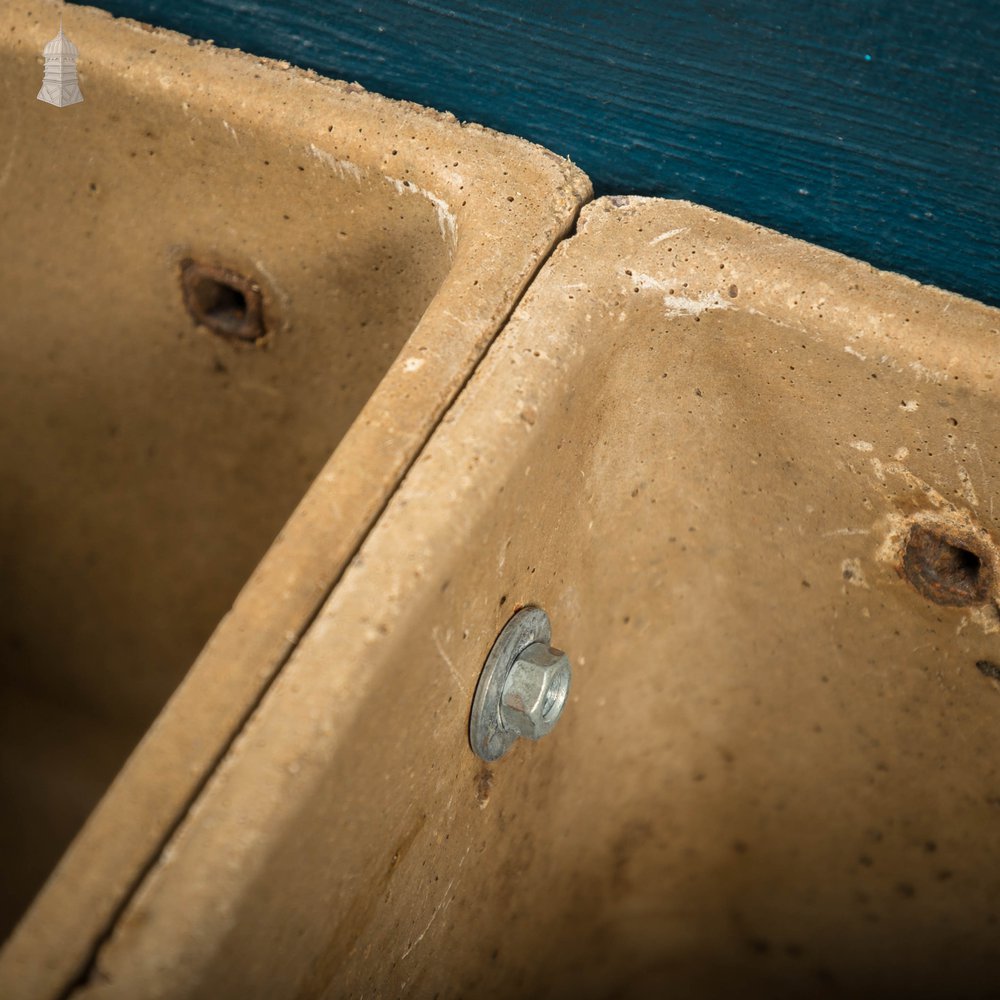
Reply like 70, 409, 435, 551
181, 260, 265, 342
901, 523, 992, 607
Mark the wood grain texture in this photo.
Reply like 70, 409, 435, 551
73, 0, 998, 302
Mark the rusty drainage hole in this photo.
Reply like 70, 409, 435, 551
901, 523, 994, 607
181, 260, 265, 342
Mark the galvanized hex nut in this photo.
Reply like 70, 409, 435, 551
470, 606, 569, 761
499, 642, 571, 740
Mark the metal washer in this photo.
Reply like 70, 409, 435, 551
469, 606, 552, 762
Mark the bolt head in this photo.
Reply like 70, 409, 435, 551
499, 642, 571, 740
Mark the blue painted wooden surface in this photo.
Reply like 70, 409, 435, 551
76, 0, 998, 304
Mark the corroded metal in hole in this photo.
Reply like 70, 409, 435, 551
976, 660, 1000, 682
180, 260, 265, 342
901, 523, 993, 607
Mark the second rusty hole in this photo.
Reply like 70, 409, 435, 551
181, 260, 265, 343
901, 523, 993, 607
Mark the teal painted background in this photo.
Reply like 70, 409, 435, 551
76, 1, 998, 304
